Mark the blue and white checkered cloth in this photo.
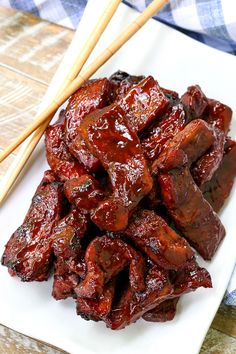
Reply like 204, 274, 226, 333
1, 0, 236, 54
1, 0, 236, 305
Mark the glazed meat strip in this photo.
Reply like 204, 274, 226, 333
69, 135, 101, 174
142, 86, 231, 178
124, 209, 194, 270
142, 104, 186, 161
202, 138, 236, 212
45, 112, 87, 181
142, 86, 211, 163
69, 75, 168, 174
155, 149, 225, 260
142, 298, 179, 322
180, 85, 232, 186
69, 73, 145, 174
79, 104, 153, 231
65, 78, 112, 143
152, 119, 215, 171
66, 78, 113, 173
119, 76, 169, 133
52, 208, 88, 300
143, 259, 212, 322
191, 98, 232, 187
67, 74, 145, 174
109, 70, 144, 101
105, 264, 173, 330
76, 281, 115, 321
151, 119, 225, 260
191, 128, 225, 187
142, 110, 193, 209
1, 170, 63, 281
180, 85, 208, 120
64, 175, 104, 212
142, 181, 162, 210
205, 98, 232, 134
173, 259, 212, 296
75, 235, 145, 298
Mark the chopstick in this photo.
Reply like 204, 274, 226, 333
0, 0, 167, 165
0, 0, 122, 203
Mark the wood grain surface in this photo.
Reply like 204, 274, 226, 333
0, 6, 235, 354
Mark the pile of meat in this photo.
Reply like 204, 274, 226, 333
2, 71, 236, 330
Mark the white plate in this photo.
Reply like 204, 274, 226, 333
1, 1, 236, 354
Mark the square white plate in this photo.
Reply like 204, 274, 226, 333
0, 1, 236, 354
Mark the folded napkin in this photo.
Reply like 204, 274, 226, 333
2, 0, 236, 305
224, 267, 236, 305
3, 0, 236, 53
125, 0, 236, 54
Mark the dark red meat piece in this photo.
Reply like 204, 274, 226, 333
79, 104, 153, 231
192, 128, 225, 187
105, 264, 173, 330
152, 119, 215, 174
181, 85, 208, 119
173, 259, 212, 296
119, 76, 169, 133
205, 98, 232, 134
53, 273, 79, 301
142, 104, 186, 161
202, 138, 236, 212
64, 175, 104, 212
109, 70, 144, 101
1, 170, 63, 281
142, 182, 162, 210
45, 114, 87, 181
69, 134, 102, 173
143, 258, 212, 322
65, 78, 112, 143
156, 149, 225, 260
142, 298, 179, 322
76, 281, 115, 321
75, 236, 145, 298
125, 209, 194, 270
52, 208, 88, 300
65, 78, 113, 173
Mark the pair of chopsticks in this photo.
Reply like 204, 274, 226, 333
0, 0, 168, 203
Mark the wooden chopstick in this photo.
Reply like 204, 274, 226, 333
55, 0, 122, 93
0, 0, 122, 203
0, 0, 167, 165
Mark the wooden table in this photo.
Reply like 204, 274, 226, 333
0, 6, 235, 354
